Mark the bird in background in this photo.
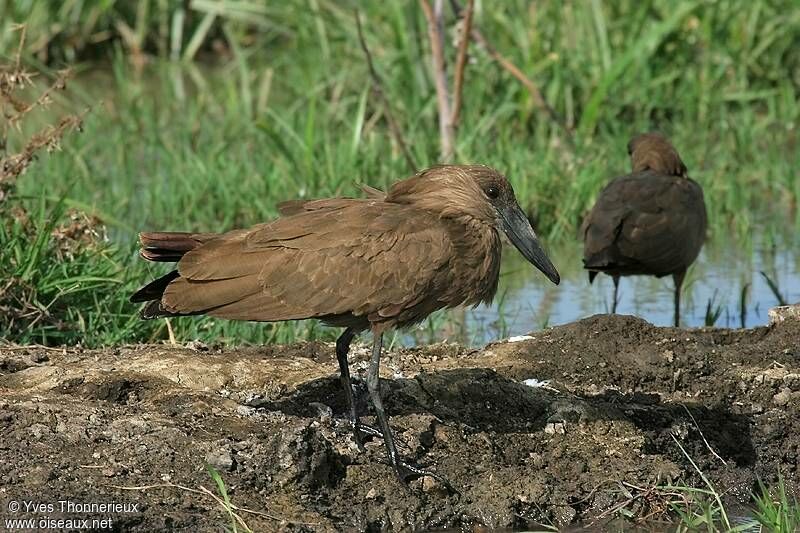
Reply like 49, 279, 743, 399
131, 164, 560, 485
581, 132, 707, 327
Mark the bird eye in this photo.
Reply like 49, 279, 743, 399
485, 186, 500, 199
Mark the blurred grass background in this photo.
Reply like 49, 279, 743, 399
1, 0, 798, 346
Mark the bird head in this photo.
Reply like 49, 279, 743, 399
628, 133, 687, 177
386, 165, 560, 285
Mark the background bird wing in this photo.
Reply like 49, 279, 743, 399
616, 176, 706, 273
162, 202, 453, 322
581, 175, 636, 264
584, 173, 706, 273
583, 174, 707, 274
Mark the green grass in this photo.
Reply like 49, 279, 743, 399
205, 463, 253, 533
753, 477, 800, 532
659, 477, 800, 532
1, 0, 798, 346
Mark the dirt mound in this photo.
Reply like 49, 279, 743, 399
1, 314, 798, 531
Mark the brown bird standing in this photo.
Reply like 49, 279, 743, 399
581, 133, 707, 326
131, 164, 560, 483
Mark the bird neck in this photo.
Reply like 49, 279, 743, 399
442, 215, 502, 307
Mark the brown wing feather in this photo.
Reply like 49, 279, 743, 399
583, 172, 706, 276
276, 198, 373, 217
161, 201, 452, 324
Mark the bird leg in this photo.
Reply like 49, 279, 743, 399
335, 328, 382, 449
611, 275, 620, 314
672, 270, 686, 327
366, 331, 454, 489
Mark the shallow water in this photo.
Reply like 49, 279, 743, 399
448, 228, 800, 346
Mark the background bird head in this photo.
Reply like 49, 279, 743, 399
386, 165, 560, 285
628, 132, 688, 177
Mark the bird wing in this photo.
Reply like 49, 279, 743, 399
583, 173, 706, 274
162, 201, 453, 323
276, 197, 371, 217
581, 175, 635, 266
616, 176, 706, 273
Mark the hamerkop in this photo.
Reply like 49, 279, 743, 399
581, 133, 707, 326
131, 164, 560, 483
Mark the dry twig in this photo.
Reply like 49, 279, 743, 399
450, 0, 474, 130
449, 0, 574, 147
354, 11, 417, 172
681, 404, 728, 467
420, 0, 455, 162
1, 26, 88, 189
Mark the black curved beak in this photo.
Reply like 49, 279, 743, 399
499, 203, 560, 285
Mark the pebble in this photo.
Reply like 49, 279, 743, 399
773, 388, 793, 407
205, 448, 235, 471
309, 402, 333, 421
769, 304, 800, 325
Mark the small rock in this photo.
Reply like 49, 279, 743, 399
522, 378, 554, 389
236, 405, 257, 417
28, 423, 51, 439
205, 448, 235, 471
421, 475, 448, 495
544, 422, 566, 435
308, 402, 333, 421
783, 374, 800, 389
27, 466, 55, 484
185, 340, 209, 351
27, 352, 49, 363
773, 388, 793, 407
365, 487, 378, 500
433, 424, 449, 444
552, 505, 577, 527
769, 304, 800, 325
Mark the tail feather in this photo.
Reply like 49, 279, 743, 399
138, 231, 218, 262
133, 231, 218, 318
130, 270, 180, 303
138, 299, 200, 320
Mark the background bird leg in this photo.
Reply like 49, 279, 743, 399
672, 269, 686, 327
612, 275, 620, 313
366, 330, 454, 488
335, 327, 381, 449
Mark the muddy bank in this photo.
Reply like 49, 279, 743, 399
1, 314, 798, 531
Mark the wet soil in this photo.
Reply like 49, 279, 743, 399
1, 314, 798, 531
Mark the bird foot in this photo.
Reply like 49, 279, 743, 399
392, 460, 458, 494
353, 424, 384, 450
338, 422, 383, 450
357, 424, 384, 439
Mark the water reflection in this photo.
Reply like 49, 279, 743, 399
442, 227, 800, 346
